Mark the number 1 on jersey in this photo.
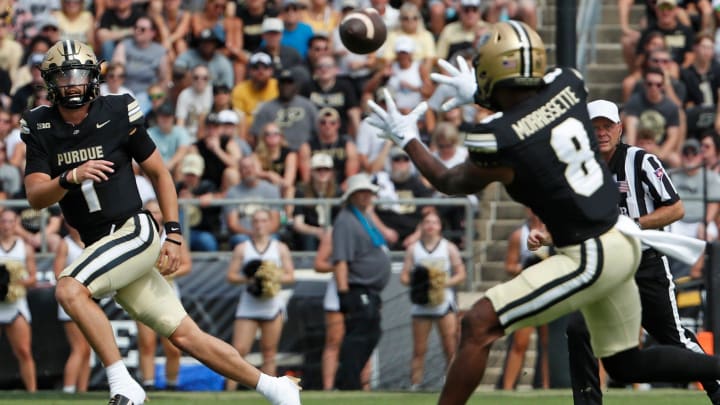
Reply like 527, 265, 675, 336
81, 181, 101, 212
550, 118, 603, 197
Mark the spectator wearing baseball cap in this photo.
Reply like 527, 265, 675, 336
291, 152, 342, 250
232, 52, 279, 142
256, 18, 307, 86
332, 172, 392, 390
176, 153, 222, 252
190, 109, 243, 193
385, 36, 425, 114
175, 28, 235, 89
217, 109, 253, 157
147, 103, 192, 176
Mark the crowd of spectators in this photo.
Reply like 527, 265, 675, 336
617, 0, 720, 281
0, 0, 538, 252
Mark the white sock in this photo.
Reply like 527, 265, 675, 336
143, 379, 154, 387
106, 361, 145, 404
255, 373, 275, 397
62, 385, 76, 394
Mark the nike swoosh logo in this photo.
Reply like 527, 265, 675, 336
96, 120, 111, 129
170, 227, 180, 232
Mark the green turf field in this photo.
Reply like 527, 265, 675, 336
0, 389, 712, 404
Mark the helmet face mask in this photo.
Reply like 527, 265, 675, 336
40, 40, 101, 109
473, 21, 547, 110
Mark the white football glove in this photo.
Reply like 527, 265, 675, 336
430, 56, 477, 112
367, 88, 427, 149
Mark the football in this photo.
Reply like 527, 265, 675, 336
339, 8, 387, 54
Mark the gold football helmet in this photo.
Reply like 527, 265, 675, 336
473, 21, 547, 109
40, 40, 102, 109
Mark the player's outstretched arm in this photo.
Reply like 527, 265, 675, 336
367, 88, 510, 195
405, 141, 511, 195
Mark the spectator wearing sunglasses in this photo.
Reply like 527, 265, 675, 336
113, 16, 171, 113
629, 48, 686, 107
176, 65, 214, 139
144, 83, 169, 128
304, 55, 361, 137
298, 107, 358, 188
96, 0, 145, 61
623, 66, 682, 166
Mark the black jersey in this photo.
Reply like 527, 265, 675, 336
465, 68, 619, 247
21, 95, 157, 245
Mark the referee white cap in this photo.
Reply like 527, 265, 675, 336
587, 100, 620, 123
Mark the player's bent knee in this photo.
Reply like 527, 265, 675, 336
460, 298, 502, 344
55, 278, 89, 308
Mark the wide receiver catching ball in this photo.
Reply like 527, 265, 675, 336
339, 8, 387, 54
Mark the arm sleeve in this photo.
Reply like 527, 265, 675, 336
20, 117, 51, 176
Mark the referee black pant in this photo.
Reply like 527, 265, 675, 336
567, 249, 719, 405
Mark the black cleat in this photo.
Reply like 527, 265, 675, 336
108, 394, 134, 405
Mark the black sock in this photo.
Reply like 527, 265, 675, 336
603, 346, 720, 383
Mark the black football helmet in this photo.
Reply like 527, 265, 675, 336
40, 40, 102, 109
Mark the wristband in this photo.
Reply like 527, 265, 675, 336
164, 221, 182, 235
58, 171, 78, 189
165, 238, 182, 246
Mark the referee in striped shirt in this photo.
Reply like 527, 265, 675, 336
566, 100, 720, 405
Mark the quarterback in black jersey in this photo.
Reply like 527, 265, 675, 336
21, 40, 300, 405
368, 21, 720, 405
